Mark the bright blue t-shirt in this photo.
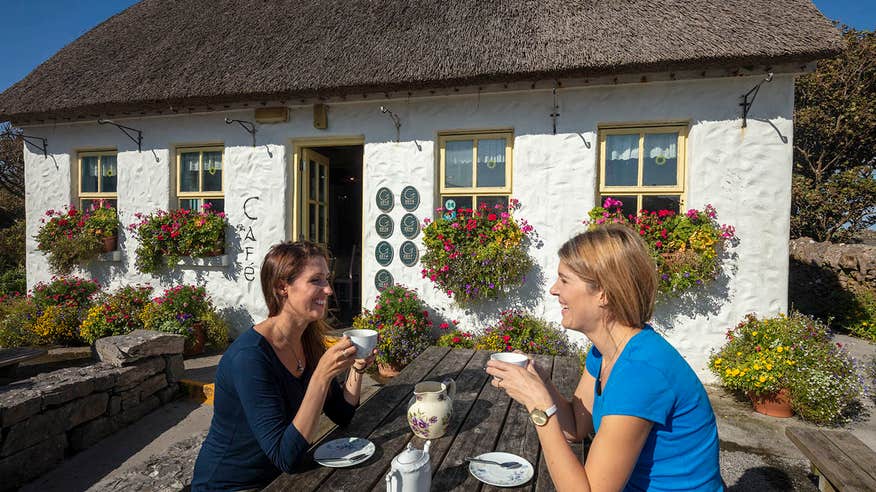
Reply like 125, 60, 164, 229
585, 326, 722, 491
192, 328, 355, 491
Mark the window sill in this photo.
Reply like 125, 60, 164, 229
176, 254, 230, 268
97, 251, 122, 262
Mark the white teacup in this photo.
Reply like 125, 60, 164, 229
490, 352, 529, 367
343, 329, 378, 359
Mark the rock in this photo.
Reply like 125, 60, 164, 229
69, 416, 118, 452
1, 405, 68, 456
164, 354, 185, 383
140, 373, 168, 400
0, 387, 42, 428
95, 330, 185, 367
66, 392, 109, 430
0, 433, 66, 492
115, 357, 166, 388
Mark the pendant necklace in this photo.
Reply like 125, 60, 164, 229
596, 329, 635, 395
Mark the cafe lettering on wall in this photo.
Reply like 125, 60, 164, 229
241, 196, 260, 282
400, 186, 420, 211
376, 187, 394, 212
399, 241, 419, 267
375, 241, 393, 266
400, 213, 419, 239
374, 269, 394, 291
375, 214, 394, 239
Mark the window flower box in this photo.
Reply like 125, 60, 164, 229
127, 204, 228, 274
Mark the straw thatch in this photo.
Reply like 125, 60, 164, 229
0, 0, 841, 123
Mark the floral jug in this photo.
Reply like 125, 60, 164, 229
407, 378, 456, 439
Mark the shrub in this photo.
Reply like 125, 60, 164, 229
32, 276, 100, 310
0, 296, 39, 348
79, 284, 153, 344
139, 285, 227, 349
846, 287, 876, 342
475, 310, 581, 356
32, 304, 84, 345
0, 266, 26, 297
128, 204, 227, 274
586, 198, 736, 295
710, 312, 865, 425
35, 204, 119, 274
420, 198, 536, 305
353, 285, 434, 368
0, 219, 25, 270
435, 321, 476, 349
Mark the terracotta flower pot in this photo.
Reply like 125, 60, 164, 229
184, 322, 207, 356
102, 236, 118, 253
747, 388, 793, 418
378, 361, 402, 378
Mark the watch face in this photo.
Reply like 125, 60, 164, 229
529, 409, 548, 426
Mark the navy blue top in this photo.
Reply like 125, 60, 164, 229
192, 328, 356, 491
585, 326, 722, 491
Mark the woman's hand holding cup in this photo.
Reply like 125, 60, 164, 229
315, 336, 358, 382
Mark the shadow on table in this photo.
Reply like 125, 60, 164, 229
432, 461, 472, 490
727, 466, 802, 492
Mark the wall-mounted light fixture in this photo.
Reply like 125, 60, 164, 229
224, 118, 256, 147
380, 106, 401, 143
739, 72, 774, 128
0, 128, 47, 157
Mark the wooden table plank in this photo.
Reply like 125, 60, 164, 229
320, 348, 477, 492
786, 427, 876, 491
535, 355, 583, 492
264, 346, 451, 491
481, 353, 555, 492
828, 430, 876, 484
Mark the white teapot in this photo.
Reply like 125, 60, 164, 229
385, 440, 432, 492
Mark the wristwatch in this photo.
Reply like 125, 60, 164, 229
529, 404, 558, 426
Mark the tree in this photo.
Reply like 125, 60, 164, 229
791, 27, 876, 243
0, 122, 25, 229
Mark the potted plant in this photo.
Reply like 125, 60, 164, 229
84, 201, 121, 252
709, 312, 865, 424
36, 205, 119, 274
586, 198, 736, 295
79, 284, 153, 344
420, 198, 537, 306
353, 285, 434, 377
128, 204, 227, 274
474, 310, 582, 356
138, 284, 229, 355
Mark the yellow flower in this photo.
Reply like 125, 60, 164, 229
714, 358, 722, 365
776, 346, 783, 353
766, 364, 773, 370
752, 331, 758, 336
759, 376, 767, 383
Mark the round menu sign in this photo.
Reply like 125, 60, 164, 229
375, 269, 394, 291
376, 187, 394, 212
375, 214, 394, 239
375, 241, 393, 266
401, 186, 420, 211
399, 241, 419, 267
400, 213, 420, 239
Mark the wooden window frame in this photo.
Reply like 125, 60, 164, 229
597, 124, 688, 212
437, 130, 513, 210
175, 145, 225, 210
77, 150, 118, 210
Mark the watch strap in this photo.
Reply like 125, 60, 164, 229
544, 404, 558, 418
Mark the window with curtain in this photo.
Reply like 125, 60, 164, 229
78, 151, 118, 211
176, 146, 224, 212
598, 125, 687, 218
438, 131, 512, 218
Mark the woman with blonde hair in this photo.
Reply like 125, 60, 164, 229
193, 241, 374, 491
487, 224, 722, 491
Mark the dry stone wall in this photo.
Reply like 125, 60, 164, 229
0, 330, 185, 491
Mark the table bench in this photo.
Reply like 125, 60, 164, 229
785, 426, 876, 491
0, 347, 48, 380
266, 346, 587, 491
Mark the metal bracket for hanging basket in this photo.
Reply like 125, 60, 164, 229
98, 119, 143, 151
1, 130, 48, 157
379, 106, 401, 143
225, 118, 256, 147
739, 73, 773, 128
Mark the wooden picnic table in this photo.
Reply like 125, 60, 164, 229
265, 346, 587, 492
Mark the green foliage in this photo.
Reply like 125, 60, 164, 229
710, 312, 865, 425
128, 205, 227, 274
474, 310, 582, 356
0, 296, 39, 348
138, 285, 225, 346
587, 199, 736, 295
79, 284, 153, 344
435, 325, 476, 349
792, 28, 876, 242
31, 303, 84, 346
420, 199, 536, 305
31, 276, 100, 310
84, 202, 120, 238
846, 287, 876, 341
0, 266, 25, 297
353, 285, 434, 368
201, 309, 230, 350
35, 205, 118, 275
0, 219, 25, 270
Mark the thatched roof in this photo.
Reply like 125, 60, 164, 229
0, 0, 841, 123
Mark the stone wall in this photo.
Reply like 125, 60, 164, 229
0, 331, 185, 491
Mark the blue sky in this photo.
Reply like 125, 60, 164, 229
0, 0, 874, 93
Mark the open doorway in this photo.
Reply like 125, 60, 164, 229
294, 143, 363, 327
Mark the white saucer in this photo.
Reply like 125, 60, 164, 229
468, 452, 534, 487
313, 437, 375, 468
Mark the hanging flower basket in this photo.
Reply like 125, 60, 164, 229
102, 236, 118, 253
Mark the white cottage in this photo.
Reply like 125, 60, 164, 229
0, 0, 841, 377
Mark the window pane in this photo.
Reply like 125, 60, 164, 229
202, 151, 222, 192
309, 204, 317, 239
441, 195, 472, 219
318, 205, 326, 243
204, 198, 224, 213
444, 140, 473, 188
476, 139, 506, 188
604, 134, 638, 186
100, 155, 117, 193
642, 195, 680, 214
180, 198, 200, 211
80, 156, 99, 193
476, 195, 509, 212
643, 133, 678, 186
82, 199, 117, 212
318, 163, 327, 202
600, 195, 638, 220
180, 152, 200, 192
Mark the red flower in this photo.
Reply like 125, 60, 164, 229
68, 209, 77, 217
440, 322, 449, 330
488, 213, 497, 221
452, 336, 461, 343
502, 335, 511, 342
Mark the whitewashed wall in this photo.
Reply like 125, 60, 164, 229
23, 74, 794, 378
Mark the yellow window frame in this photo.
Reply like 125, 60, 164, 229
438, 130, 513, 209
597, 124, 688, 211
77, 150, 118, 209
175, 146, 225, 209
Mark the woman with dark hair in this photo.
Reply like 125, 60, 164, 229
192, 241, 374, 491
487, 224, 722, 491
